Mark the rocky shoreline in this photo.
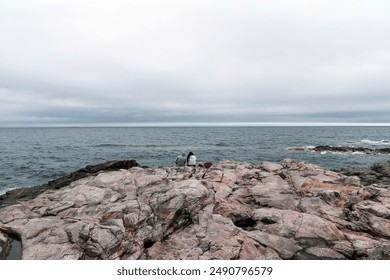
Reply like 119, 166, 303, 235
340, 161, 390, 186
314, 145, 390, 155
1, 159, 390, 260
289, 145, 390, 155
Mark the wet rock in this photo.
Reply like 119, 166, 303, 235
313, 145, 390, 155
341, 161, 390, 186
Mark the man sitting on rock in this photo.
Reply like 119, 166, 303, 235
175, 153, 187, 167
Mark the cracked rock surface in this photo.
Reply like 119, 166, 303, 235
1, 159, 390, 259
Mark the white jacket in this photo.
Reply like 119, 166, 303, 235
187, 155, 197, 166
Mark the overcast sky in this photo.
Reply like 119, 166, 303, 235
1, 0, 390, 126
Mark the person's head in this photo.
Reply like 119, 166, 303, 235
182, 153, 186, 157
187, 151, 194, 161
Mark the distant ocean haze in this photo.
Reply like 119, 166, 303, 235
1, 126, 390, 194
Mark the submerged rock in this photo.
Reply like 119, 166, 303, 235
1, 159, 390, 260
303, 145, 390, 155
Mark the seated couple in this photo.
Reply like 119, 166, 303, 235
175, 152, 196, 167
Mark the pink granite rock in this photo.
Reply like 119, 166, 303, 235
1, 159, 389, 259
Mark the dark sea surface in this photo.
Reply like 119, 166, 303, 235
1, 126, 390, 194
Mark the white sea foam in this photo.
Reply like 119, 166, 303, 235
0, 186, 23, 196
305, 145, 316, 150
320, 151, 347, 155
351, 151, 366, 155
361, 139, 390, 145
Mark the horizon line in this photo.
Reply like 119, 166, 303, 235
2, 122, 390, 128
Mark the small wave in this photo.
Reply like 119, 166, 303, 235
0, 186, 25, 196
96, 143, 235, 149
94, 144, 136, 148
351, 151, 366, 155
145, 144, 185, 148
214, 142, 229, 147
95, 144, 185, 148
288, 146, 316, 151
320, 151, 347, 155
361, 139, 390, 145
95, 143, 233, 149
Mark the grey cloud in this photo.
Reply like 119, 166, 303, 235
1, 0, 390, 126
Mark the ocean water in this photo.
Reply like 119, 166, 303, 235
1, 126, 390, 194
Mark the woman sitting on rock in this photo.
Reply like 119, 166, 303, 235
186, 152, 197, 167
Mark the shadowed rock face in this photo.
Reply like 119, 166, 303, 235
1, 159, 390, 260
